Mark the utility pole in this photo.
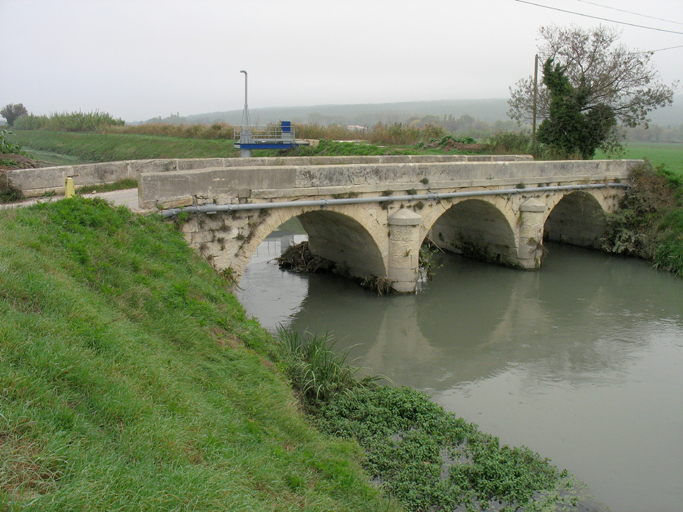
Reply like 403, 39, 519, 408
532, 54, 538, 149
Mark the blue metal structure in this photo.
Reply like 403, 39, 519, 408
235, 71, 305, 156
234, 121, 302, 150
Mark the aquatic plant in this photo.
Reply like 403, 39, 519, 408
319, 385, 583, 512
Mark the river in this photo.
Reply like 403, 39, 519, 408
236, 221, 683, 512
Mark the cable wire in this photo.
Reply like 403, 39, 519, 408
575, 0, 683, 26
515, 0, 683, 35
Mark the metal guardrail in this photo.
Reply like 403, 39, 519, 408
233, 124, 295, 144
159, 183, 629, 217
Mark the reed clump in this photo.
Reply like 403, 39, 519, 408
13, 111, 125, 132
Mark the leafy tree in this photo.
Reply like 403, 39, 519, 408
537, 59, 616, 159
508, 25, 677, 152
1, 103, 28, 127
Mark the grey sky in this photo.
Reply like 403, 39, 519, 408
1, 0, 681, 122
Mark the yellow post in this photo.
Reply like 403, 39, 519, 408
65, 177, 75, 199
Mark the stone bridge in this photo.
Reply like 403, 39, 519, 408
136, 155, 638, 293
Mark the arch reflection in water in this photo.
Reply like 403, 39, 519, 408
236, 230, 309, 331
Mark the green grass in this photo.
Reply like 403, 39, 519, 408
25, 149, 93, 166
8, 131, 240, 162
0, 197, 397, 511
596, 141, 683, 176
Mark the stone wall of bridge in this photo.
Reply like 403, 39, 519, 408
166, 156, 639, 293
7, 154, 530, 198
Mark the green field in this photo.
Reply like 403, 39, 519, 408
596, 142, 683, 176
9, 130, 241, 163
24, 148, 92, 166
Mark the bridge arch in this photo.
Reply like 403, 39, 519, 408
423, 197, 519, 266
233, 204, 388, 282
542, 190, 612, 249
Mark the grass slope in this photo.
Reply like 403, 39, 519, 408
8, 131, 240, 163
0, 198, 397, 511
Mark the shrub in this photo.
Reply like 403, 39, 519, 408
0, 129, 25, 154
484, 130, 532, 154
603, 162, 683, 276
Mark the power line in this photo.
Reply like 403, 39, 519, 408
515, 0, 683, 35
639, 44, 683, 54
575, 0, 683, 26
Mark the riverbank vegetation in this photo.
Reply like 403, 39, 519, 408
276, 324, 586, 511
0, 129, 28, 202
602, 163, 683, 276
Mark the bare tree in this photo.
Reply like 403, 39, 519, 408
1, 103, 28, 127
508, 26, 678, 130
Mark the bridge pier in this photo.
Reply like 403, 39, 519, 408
517, 198, 547, 269
388, 209, 423, 293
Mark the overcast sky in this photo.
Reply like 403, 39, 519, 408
1, 0, 681, 122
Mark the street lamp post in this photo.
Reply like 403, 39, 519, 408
239, 70, 252, 158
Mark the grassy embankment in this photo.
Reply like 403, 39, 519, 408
0, 198, 398, 511
1, 199, 585, 511
7, 130, 477, 165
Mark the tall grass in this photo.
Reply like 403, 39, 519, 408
277, 327, 370, 404
105, 122, 236, 140
13, 111, 125, 132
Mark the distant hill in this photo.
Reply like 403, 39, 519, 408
143, 99, 511, 127
141, 93, 681, 128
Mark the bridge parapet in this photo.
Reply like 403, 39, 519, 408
139, 157, 637, 210
6, 154, 531, 198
